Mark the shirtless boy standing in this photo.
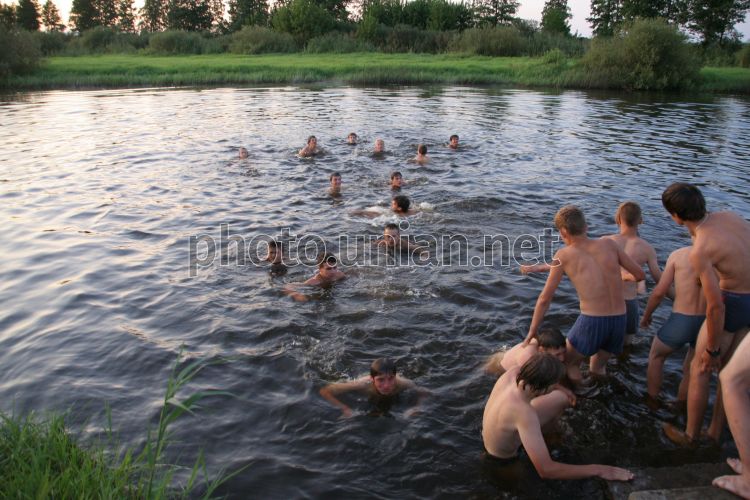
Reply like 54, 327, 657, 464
659, 183, 750, 446
525, 206, 645, 386
607, 202, 662, 345
641, 245, 706, 403
482, 353, 633, 481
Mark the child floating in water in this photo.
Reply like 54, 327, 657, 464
319, 358, 429, 418
414, 144, 428, 164
390, 171, 403, 191
347, 132, 358, 145
448, 134, 459, 150
351, 195, 418, 218
283, 252, 345, 302
299, 135, 321, 157
329, 172, 342, 196
238, 147, 249, 159
266, 240, 287, 277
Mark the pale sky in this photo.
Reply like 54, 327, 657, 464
29, 0, 750, 39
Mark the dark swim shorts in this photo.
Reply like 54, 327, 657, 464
483, 447, 522, 465
567, 313, 627, 356
723, 290, 750, 333
657, 312, 705, 350
625, 299, 640, 335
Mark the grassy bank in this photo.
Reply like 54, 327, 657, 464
5, 53, 749, 93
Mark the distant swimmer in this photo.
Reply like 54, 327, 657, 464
659, 183, 750, 446
484, 327, 567, 377
641, 246, 705, 404
351, 195, 418, 218
239, 147, 249, 159
347, 132, 358, 145
329, 172, 342, 196
319, 358, 429, 418
266, 240, 287, 277
448, 134, 459, 150
414, 144, 428, 164
299, 135, 321, 157
482, 353, 634, 481
373, 138, 385, 156
524, 206, 644, 387
606, 202, 662, 346
283, 252, 345, 302
390, 171, 403, 191
375, 222, 428, 257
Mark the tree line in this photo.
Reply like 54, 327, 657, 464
0, 0, 747, 46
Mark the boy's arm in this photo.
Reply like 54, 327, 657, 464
640, 256, 675, 328
518, 412, 633, 481
690, 247, 725, 373
319, 378, 369, 417
520, 262, 552, 275
525, 261, 565, 344
399, 377, 430, 417
645, 245, 663, 284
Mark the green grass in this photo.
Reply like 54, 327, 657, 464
0, 351, 240, 499
3, 53, 749, 92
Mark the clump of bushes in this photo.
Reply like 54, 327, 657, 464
33, 30, 70, 56
450, 26, 526, 56
0, 24, 41, 79
306, 32, 373, 53
65, 27, 149, 55
229, 25, 297, 54
735, 44, 750, 68
581, 18, 699, 90
148, 30, 205, 54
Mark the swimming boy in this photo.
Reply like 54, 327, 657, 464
347, 132, 358, 145
414, 144, 428, 164
448, 134, 459, 149
266, 240, 287, 276
390, 172, 403, 191
606, 202, 662, 345
525, 206, 645, 386
660, 183, 750, 445
299, 135, 320, 157
319, 358, 429, 418
351, 195, 417, 218
238, 147, 249, 159
375, 222, 428, 257
485, 327, 566, 377
373, 138, 385, 154
329, 172, 342, 196
641, 246, 706, 403
482, 353, 634, 481
283, 252, 345, 302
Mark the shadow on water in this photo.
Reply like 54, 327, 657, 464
0, 85, 748, 498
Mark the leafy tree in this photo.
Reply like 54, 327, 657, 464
427, 0, 473, 31
0, 3, 16, 27
16, 0, 40, 30
228, 0, 269, 30
315, 0, 350, 22
621, 0, 688, 23
141, 0, 165, 30
541, 0, 571, 35
360, 0, 402, 27
474, 0, 519, 27
402, 0, 430, 28
70, 0, 99, 31
166, 0, 214, 31
116, 0, 136, 31
97, 0, 118, 25
41, 0, 64, 30
686, 0, 750, 45
271, 0, 335, 42
588, 0, 623, 36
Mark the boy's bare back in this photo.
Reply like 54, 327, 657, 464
670, 247, 707, 315
608, 233, 659, 299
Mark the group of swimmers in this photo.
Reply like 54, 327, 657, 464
243, 138, 750, 496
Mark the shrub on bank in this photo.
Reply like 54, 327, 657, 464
738, 44, 750, 68
306, 32, 373, 53
582, 18, 699, 90
148, 30, 205, 55
0, 25, 41, 79
34, 30, 70, 56
65, 27, 149, 55
450, 26, 526, 56
525, 31, 588, 57
229, 25, 297, 54
381, 24, 452, 53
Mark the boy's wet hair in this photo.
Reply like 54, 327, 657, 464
384, 222, 399, 231
316, 252, 337, 268
307, 135, 317, 144
616, 201, 642, 227
370, 358, 396, 377
516, 354, 565, 393
537, 327, 565, 349
662, 183, 706, 222
418, 144, 427, 155
450, 134, 459, 141
554, 205, 586, 236
268, 240, 281, 250
393, 195, 411, 212
390, 171, 402, 179
330, 172, 341, 181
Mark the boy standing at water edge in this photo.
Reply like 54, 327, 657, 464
524, 206, 645, 386
482, 353, 634, 481
659, 183, 750, 445
606, 201, 662, 346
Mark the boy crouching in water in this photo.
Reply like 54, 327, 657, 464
482, 353, 634, 481
525, 206, 645, 387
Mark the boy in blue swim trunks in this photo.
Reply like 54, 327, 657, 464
524, 206, 645, 387
641, 246, 706, 403
606, 202, 662, 346
660, 183, 750, 445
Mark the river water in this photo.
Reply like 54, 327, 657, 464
1, 86, 749, 498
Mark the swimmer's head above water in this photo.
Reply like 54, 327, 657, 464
239, 147, 249, 159
392, 195, 410, 214
374, 138, 385, 153
370, 358, 397, 395
449, 134, 459, 149
390, 171, 403, 190
330, 172, 342, 192
516, 353, 565, 397
383, 222, 400, 248
347, 132, 358, 144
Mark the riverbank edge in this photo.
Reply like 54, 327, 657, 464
2, 54, 749, 94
